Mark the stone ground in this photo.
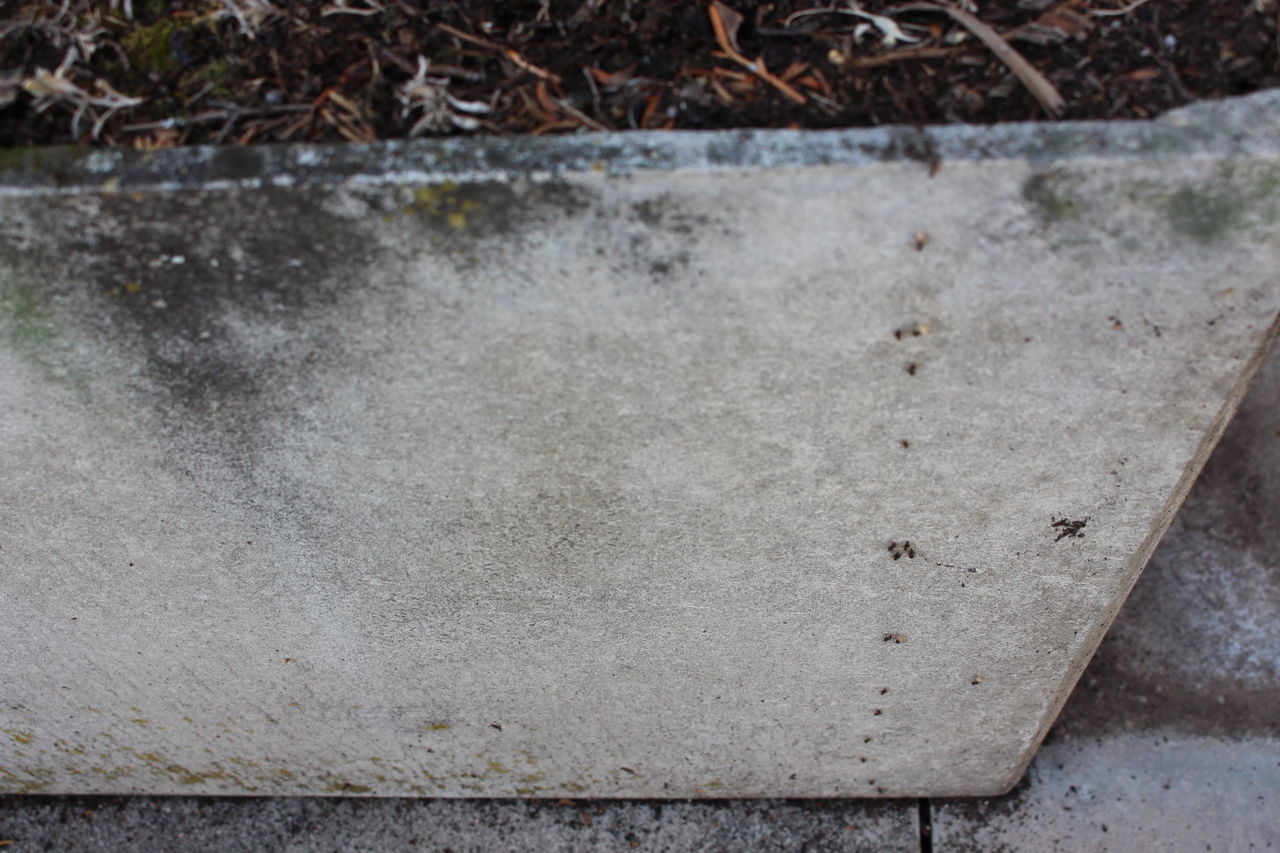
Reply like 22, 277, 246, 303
0, 333, 1276, 851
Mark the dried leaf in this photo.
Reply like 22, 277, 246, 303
588, 65, 637, 88
1014, 0, 1094, 45
707, 2, 807, 105
709, 1, 746, 57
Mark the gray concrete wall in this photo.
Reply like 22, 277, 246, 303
2, 91, 1278, 797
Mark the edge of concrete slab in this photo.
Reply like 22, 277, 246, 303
993, 310, 1280, 798
0, 90, 1277, 196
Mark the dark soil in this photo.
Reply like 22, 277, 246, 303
1, 0, 1278, 148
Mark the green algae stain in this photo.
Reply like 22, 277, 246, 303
2, 282, 58, 352
1166, 184, 1241, 244
1127, 163, 1280, 245
1023, 171, 1084, 224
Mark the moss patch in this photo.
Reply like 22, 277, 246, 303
122, 17, 185, 75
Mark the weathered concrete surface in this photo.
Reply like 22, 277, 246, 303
933, 342, 1280, 849
1, 341, 1274, 849
2, 90, 1278, 798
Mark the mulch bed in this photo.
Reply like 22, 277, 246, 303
1, 0, 1278, 148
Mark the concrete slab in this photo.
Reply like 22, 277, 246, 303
2, 91, 1279, 798
933, 341, 1280, 849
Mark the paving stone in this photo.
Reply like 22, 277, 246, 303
0, 796, 920, 853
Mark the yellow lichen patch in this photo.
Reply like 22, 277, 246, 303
404, 183, 481, 230
422, 722, 450, 732
125, 281, 142, 293
274, 768, 294, 778
323, 782, 373, 793
486, 759, 511, 775
2, 731, 33, 746
130, 718, 150, 726
53, 740, 85, 755
0, 765, 54, 794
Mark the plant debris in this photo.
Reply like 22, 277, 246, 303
0, 0, 1276, 148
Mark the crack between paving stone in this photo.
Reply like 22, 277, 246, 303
918, 799, 934, 853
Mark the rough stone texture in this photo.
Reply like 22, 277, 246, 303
933, 342, 1280, 850
2, 91, 1278, 798
0, 796, 920, 852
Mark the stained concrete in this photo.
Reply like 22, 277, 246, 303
2, 90, 1279, 798
1, 243, 1278, 851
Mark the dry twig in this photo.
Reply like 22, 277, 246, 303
893, 1, 1066, 115
397, 56, 491, 135
1087, 0, 1155, 16
21, 50, 144, 139
1, 0, 109, 64
321, 0, 385, 17
214, 0, 285, 39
